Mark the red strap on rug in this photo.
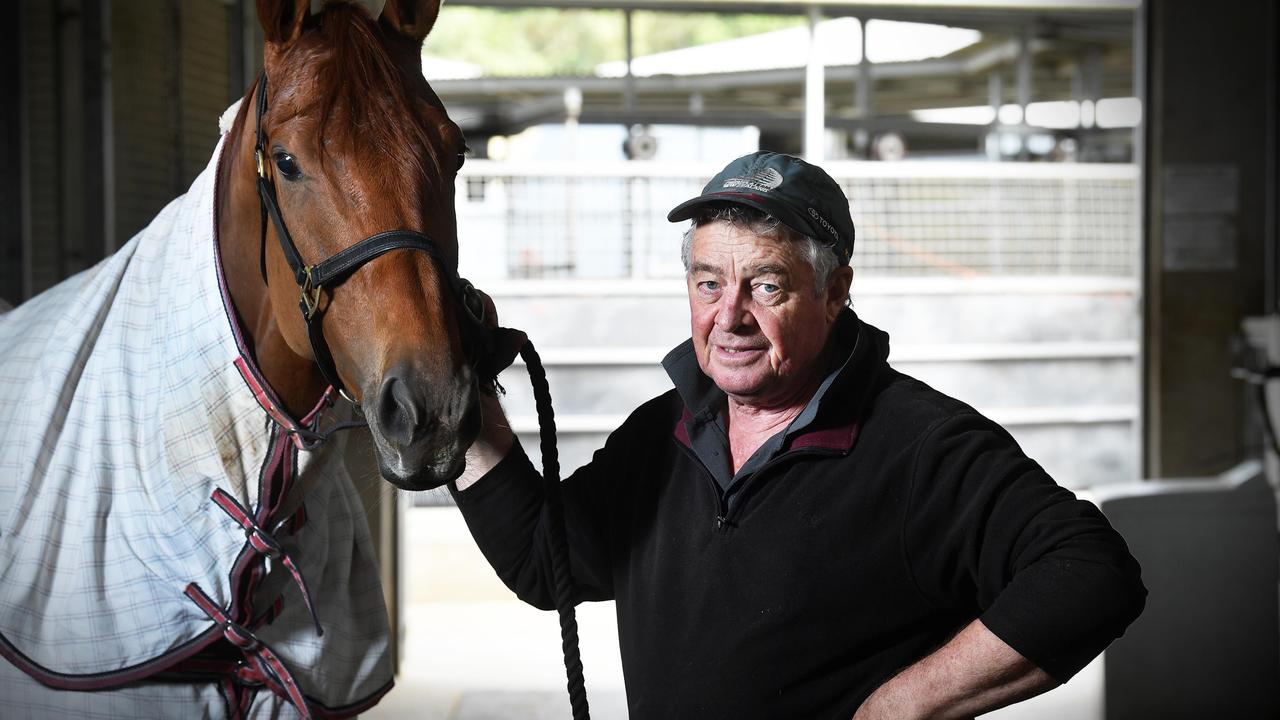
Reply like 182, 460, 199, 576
211, 488, 324, 636
185, 583, 313, 719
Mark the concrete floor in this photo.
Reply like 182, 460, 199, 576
366, 507, 1102, 720
365, 507, 628, 720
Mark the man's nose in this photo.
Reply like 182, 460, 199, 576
714, 289, 752, 331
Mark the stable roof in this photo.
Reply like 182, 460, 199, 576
594, 17, 980, 77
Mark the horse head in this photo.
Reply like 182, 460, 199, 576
219, 0, 480, 491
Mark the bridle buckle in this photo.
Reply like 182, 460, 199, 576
299, 266, 321, 320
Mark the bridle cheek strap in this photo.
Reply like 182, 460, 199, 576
253, 72, 490, 407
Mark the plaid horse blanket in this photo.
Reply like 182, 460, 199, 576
0, 132, 393, 718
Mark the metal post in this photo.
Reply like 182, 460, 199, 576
1, 1, 24, 305
1017, 26, 1032, 113
1016, 25, 1032, 160
229, 0, 246, 100
80, 0, 106, 263
243, 0, 261, 83
804, 5, 825, 161
1075, 47, 1102, 130
856, 17, 872, 158
18, 0, 32, 301
623, 8, 635, 116
564, 87, 582, 275
1267, 0, 1278, 313
986, 72, 1003, 161
57, 0, 83, 278
99, 0, 114, 256
623, 8, 635, 274
1133, 0, 1151, 478
167, 0, 182, 193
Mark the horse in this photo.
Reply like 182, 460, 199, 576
0, 0, 484, 716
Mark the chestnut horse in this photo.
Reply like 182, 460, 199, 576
0, 0, 483, 717
230, 0, 483, 488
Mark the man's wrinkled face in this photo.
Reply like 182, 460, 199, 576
687, 221, 846, 408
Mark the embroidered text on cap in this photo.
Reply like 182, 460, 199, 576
723, 168, 784, 193
808, 207, 840, 242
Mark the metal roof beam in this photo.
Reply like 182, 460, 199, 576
430, 38, 1049, 96
446, 0, 1138, 15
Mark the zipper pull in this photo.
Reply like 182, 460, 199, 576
715, 515, 726, 531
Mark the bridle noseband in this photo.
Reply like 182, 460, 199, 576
252, 73, 489, 407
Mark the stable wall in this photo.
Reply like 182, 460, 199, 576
3, 0, 250, 305
1143, 0, 1278, 478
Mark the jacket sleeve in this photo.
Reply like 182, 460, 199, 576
449, 406, 651, 611
902, 411, 1147, 682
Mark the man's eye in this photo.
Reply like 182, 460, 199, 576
699, 280, 720, 292
756, 283, 780, 295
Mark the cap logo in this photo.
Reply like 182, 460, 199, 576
722, 168, 784, 193
807, 207, 839, 242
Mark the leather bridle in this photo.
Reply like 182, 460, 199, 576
253, 75, 587, 720
252, 72, 490, 406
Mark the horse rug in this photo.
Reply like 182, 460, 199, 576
0, 129, 394, 718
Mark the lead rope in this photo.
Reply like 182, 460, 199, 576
518, 340, 590, 720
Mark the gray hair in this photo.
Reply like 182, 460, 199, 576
680, 204, 842, 296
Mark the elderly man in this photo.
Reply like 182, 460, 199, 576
456, 152, 1145, 719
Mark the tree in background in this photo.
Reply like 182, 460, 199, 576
426, 8, 801, 76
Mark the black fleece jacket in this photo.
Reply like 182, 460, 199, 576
451, 311, 1146, 719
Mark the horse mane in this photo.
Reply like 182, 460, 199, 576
288, 2, 444, 197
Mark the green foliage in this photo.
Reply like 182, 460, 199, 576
426, 7, 802, 76
631, 12, 803, 58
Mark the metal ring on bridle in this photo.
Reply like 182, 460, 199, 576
460, 280, 486, 325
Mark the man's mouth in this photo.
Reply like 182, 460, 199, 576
713, 343, 766, 361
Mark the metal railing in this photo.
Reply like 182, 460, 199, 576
456, 160, 1140, 281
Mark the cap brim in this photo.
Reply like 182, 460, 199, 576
666, 191, 814, 243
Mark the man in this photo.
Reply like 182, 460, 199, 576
454, 152, 1146, 719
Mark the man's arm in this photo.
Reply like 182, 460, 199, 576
894, 413, 1145, 714
450, 375, 636, 608
854, 619, 1057, 720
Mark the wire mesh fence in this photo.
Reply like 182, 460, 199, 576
457, 161, 1139, 281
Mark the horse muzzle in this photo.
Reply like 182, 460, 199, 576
365, 361, 481, 490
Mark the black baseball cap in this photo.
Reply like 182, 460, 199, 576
667, 151, 855, 265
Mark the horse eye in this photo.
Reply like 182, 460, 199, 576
456, 152, 466, 172
273, 151, 302, 180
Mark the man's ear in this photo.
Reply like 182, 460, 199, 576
256, 0, 309, 45
380, 0, 441, 48
826, 265, 854, 322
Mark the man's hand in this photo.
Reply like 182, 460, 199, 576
457, 288, 523, 491
473, 288, 527, 391
852, 619, 1058, 720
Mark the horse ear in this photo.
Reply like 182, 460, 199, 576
256, 0, 309, 45
380, 0, 441, 47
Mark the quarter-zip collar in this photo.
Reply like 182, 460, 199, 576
662, 308, 890, 493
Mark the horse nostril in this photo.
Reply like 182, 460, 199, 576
377, 374, 429, 445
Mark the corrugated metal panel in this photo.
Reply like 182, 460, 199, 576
181, 0, 230, 184
22, 0, 60, 295
2, 6, 26, 305
110, 0, 229, 248
111, 0, 178, 248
